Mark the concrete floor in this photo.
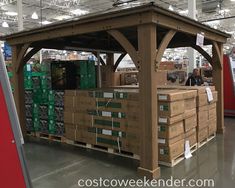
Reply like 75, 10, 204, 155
24, 118, 235, 188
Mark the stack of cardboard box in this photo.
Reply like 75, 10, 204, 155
157, 89, 197, 163
64, 89, 140, 155
194, 86, 218, 143
157, 86, 218, 145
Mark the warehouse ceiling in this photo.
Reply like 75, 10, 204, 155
0, 0, 235, 49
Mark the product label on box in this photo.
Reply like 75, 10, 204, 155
159, 117, 167, 123
103, 92, 114, 99
160, 149, 165, 155
158, 138, 166, 144
159, 105, 168, 111
118, 112, 122, 118
119, 93, 124, 99
102, 129, 112, 136
158, 95, 167, 101
101, 111, 112, 117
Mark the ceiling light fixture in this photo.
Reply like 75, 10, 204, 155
5, 11, 18, 16
70, 9, 89, 16
31, 12, 39, 19
179, 9, 188, 14
2, 21, 9, 28
169, 5, 174, 11
55, 15, 72, 21
40, 21, 52, 25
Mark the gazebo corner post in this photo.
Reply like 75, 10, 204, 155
212, 42, 224, 134
106, 53, 115, 87
137, 23, 160, 179
11, 45, 27, 136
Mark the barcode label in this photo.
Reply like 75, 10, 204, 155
158, 95, 167, 100
103, 92, 114, 98
159, 117, 167, 123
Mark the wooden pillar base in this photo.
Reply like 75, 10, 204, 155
137, 167, 161, 179
216, 128, 224, 134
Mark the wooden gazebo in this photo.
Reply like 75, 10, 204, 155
0, 3, 230, 179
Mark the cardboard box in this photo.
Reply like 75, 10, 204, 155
185, 127, 196, 138
197, 127, 208, 143
208, 118, 217, 136
158, 114, 184, 125
158, 100, 185, 117
184, 115, 197, 132
158, 134, 184, 146
64, 111, 75, 124
158, 89, 185, 101
209, 107, 216, 120
185, 128, 197, 146
183, 108, 196, 119
158, 121, 184, 139
184, 97, 196, 111
159, 138, 184, 162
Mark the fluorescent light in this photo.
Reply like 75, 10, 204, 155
219, 9, 230, 14
2, 21, 9, 28
5, 11, 18, 16
231, 0, 235, 2
70, 9, 89, 16
179, 9, 188, 14
213, 25, 218, 29
31, 12, 39, 20
40, 21, 52, 25
55, 15, 72, 21
169, 5, 174, 11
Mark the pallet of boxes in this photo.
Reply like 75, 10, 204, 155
64, 89, 140, 159
157, 89, 198, 167
157, 86, 218, 167
192, 86, 217, 147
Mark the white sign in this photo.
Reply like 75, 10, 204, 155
184, 140, 192, 159
206, 87, 213, 102
196, 33, 204, 47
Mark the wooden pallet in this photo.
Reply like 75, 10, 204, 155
26, 131, 36, 137
190, 143, 198, 154
198, 133, 216, 148
197, 137, 208, 148
159, 152, 185, 167
65, 139, 140, 160
207, 133, 216, 142
35, 132, 65, 143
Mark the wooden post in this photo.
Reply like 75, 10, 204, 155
106, 53, 115, 86
137, 24, 160, 179
212, 42, 224, 133
12, 46, 27, 136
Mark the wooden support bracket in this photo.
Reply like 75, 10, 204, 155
212, 41, 222, 69
113, 53, 127, 71
15, 43, 30, 72
16, 47, 41, 73
107, 30, 139, 70
92, 52, 106, 66
191, 44, 213, 65
155, 30, 176, 70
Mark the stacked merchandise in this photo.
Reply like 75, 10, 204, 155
64, 89, 140, 155
76, 60, 96, 89
24, 62, 65, 135
158, 86, 218, 145
193, 86, 217, 144
157, 89, 197, 164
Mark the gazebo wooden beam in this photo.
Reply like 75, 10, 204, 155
114, 53, 127, 71
155, 30, 176, 70
212, 42, 224, 134
107, 30, 139, 70
152, 13, 228, 43
16, 43, 30, 72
